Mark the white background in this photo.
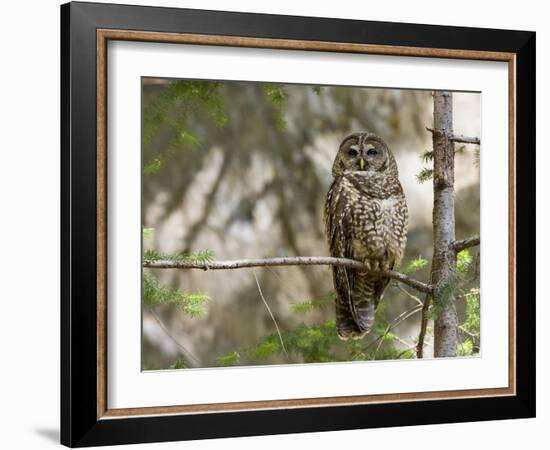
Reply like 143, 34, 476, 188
0, 0, 545, 449
109, 42, 509, 408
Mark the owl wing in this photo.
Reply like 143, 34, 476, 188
325, 180, 360, 338
391, 193, 409, 263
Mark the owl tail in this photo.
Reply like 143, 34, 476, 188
335, 295, 365, 340
350, 294, 376, 333
350, 275, 389, 333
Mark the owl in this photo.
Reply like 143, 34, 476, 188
324, 132, 408, 340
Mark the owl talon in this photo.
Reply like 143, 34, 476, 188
351, 330, 368, 340
337, 329, 368, 341
364, 259, 381, 271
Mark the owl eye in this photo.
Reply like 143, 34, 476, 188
347, 149, 359, 157
367, 148, 378, 156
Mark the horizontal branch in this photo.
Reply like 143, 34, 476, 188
451, 134, 480, 145
452, 236, 480, 253
426, 127, 480, 145
144, 256, 434, 294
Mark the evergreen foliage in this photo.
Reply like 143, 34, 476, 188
290, 292, 335, 314
143, 80, 228, 175
402, 256, 428, 274
416, 167, 434, 183
212, 264, 433, 368
457, 288, 480, 356
457, 249, 474, 273
143, 272, 209, 317
262, 84, 288, 129
456, 249, 480, 356
142, 227, 154, 239
421, 149, 434, 163
143, 249, 215, 264
170, 359, 187, 369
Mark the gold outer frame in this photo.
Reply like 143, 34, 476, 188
96, 29, 516, 420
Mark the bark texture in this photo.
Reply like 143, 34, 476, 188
431, 91, 458, 357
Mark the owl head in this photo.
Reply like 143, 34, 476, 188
332, 132, 398, 178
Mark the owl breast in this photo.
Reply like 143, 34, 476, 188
345, 177, 407, 265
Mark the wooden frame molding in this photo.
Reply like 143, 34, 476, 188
96, 29, 517, 420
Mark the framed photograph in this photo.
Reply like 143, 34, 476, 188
61, 1, 535, 447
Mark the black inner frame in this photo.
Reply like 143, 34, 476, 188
61, 2, 536, 447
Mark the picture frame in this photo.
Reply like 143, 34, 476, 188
60, 1, 535, 447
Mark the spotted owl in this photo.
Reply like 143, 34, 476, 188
324, 132, 408, 340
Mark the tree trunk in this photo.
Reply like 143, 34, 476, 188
431, 91, 458, 357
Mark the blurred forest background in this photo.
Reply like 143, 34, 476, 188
141, 78, 481, 370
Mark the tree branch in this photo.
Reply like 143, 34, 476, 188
416, 293, 432, 359
365, 304, 423, 357
426, 127, 480, 145
144, 256, 434, 294
252, 270, 288, 358
452, 236, 480, 253
450, 134, 480, 145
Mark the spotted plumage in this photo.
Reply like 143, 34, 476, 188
324, 132, 408, 340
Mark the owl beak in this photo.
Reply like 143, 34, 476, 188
359, 158, 366, 170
